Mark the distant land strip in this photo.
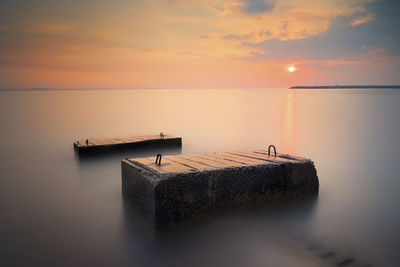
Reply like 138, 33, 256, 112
0, 88, 158, 92
0, 87, 256, 92
290, 85, 400, 89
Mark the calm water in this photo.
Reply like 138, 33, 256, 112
0, 88, 399, 267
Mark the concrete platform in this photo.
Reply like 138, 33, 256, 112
74, 134, 182, 155
121, 150, 319, 230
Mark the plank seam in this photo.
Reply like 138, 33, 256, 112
197, 155, 235, 166
176, 156, 217, 168
211, 154, 250, 165
165, 158, 198, 171
227, 152, 278, 164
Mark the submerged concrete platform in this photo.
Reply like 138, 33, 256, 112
74, 134, 181, 155
122, 150, 319, 230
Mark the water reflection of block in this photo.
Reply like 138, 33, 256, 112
121, 151, 319, 231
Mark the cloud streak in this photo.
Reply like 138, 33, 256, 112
351, 13, 375, 26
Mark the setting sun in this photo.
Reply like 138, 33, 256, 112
288, 66, 296, 72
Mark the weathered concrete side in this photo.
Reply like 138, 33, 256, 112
121, 160, 158, 226
122, 152, 318, 231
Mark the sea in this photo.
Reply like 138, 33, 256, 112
0, 88, 399, 266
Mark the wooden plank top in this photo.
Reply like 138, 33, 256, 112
74, 134, 181, 148
125, 151, 309, 175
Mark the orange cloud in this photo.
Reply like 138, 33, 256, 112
0, 0, 378, 60
0, 0, 387, 89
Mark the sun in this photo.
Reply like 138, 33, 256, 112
288, 66, 296, 72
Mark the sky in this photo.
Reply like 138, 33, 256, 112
0, 0, 399, 89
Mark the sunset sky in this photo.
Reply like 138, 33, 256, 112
0, 0, 399, 89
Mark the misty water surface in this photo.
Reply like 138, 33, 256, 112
0, 88, 399, 266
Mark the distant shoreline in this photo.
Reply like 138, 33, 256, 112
0, 86, 400, 92
290, 85, 400, 89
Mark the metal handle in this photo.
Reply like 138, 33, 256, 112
160, 132, 164, 139
267, 145, 277, 157
155, 154, 162, 166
